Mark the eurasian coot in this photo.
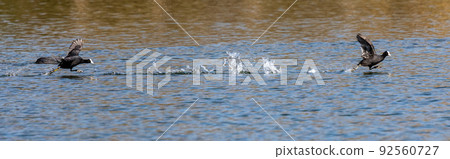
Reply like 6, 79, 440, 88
38, 39, 94, 73
352, 33, 390, 71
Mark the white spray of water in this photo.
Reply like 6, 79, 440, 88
262, 57, 280, 74
151, 61, 162, 74
225, 51, 244, 74
6, 65, 30, 76
200, 65, 210, 73
225, 51, 279, 75
139, 51, 282, 75
344, 69, 353, 73
307, 68, 316, 74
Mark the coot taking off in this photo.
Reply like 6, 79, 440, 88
352, 33, 390, 71
37, 39, 94, 74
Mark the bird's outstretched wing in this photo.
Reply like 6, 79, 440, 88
356, 33, 375, 59
66, 39, 83, 57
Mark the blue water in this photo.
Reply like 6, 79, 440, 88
0, 0, 449, 140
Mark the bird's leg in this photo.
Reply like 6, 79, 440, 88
351, 64, 360, 72
48, 66, 61, 75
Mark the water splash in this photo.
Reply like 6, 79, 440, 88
6, 65, 30, 76
262, 57, 280, 74
224, 51, 280, 75
344, 69, 353, 73
307, 68, 317, 74
225, 51, 244, 74
151, 61, 162, 74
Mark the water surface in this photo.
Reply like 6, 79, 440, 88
0, 0, 449, 140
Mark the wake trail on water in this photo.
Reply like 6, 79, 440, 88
2, 51, 358, 77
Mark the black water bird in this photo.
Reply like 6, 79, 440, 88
352, 33, 390, 71
36, 39, 94, 73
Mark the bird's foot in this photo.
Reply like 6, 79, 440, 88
70, 69, 82, 72
372, 65, 382, 69
351, 65, 360, 72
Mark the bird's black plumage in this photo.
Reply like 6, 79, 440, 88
59, 56, 93, 71
36, 39, 94, 72
353, 33, 390, 70
66, 39, 83, 57
35, 56, 63, 64
58, 39, 93, 71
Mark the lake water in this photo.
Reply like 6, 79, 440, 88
0, 0, 449, 140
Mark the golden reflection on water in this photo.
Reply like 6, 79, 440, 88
1, 0, 448, 49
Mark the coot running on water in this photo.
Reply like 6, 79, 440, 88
352, 33, 390, 71
36, 39, 94, 73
